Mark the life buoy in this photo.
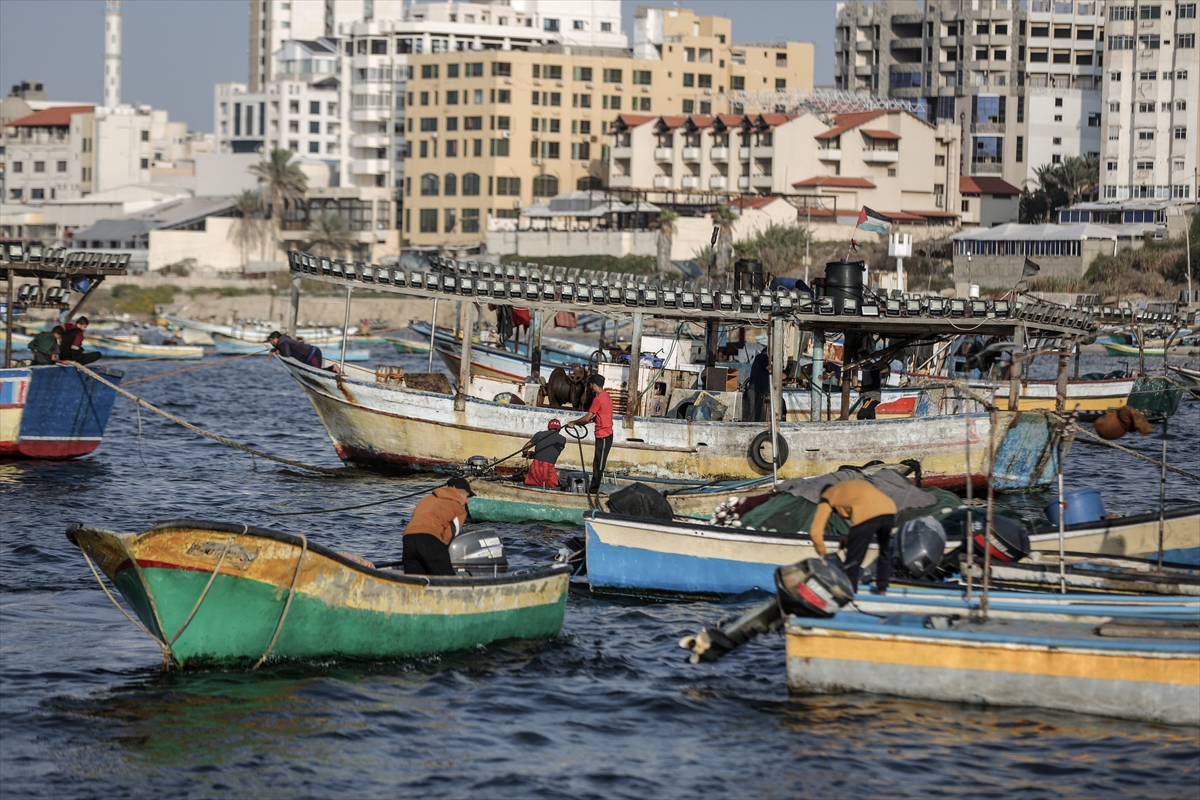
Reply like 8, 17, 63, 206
748, 430, 789, 471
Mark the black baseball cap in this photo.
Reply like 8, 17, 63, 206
587, 374, 605, 388
446, 476, 475, 497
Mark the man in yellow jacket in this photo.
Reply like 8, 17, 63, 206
402, 477, 473, 575
809, 479, 898, 594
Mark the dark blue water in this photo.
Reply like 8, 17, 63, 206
2, 350, 1198, 798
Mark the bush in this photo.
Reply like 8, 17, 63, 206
101, 284, 180, 315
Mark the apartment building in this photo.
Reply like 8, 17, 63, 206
1100, 1, 1198, 201
610, 107, 960, 222
400, 13, 813, 247
833, 0, 1107, 189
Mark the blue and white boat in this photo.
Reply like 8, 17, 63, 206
1, 364, 123, 459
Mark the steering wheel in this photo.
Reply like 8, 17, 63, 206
588, 348, 609, 374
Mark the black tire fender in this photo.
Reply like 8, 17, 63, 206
748, 430, 789, 472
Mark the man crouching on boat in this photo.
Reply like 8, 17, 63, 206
522, 419, 566, 488
401, 477, 474, 575
809, 480, 897, 595
265, 331, 340, 374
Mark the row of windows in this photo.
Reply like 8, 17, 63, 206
1110, 33, 1196, 48
1106, 159, 1193, 170
1102, 184, 1192, 198
955, 240, 1083, 257
408, 138, 605, 162
1106, 127, 1188, 140
1110, 69, 1190, 80
1110, 3, 1196, 20
7, 160, 68, 173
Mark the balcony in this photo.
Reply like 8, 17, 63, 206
971, 163, 1004, 174
609, 174, 633, 188
738, 146, 751, 159
856, 40, 874, 52
753, 146, 774, 158
681, 176, 700, 189
653, 175, 672, 188
862, 149, 899, 163
892, 12, 925, 25
710, 146, 729, 161
818, 148, 842, 161
940, 36, 958, 47
654, 147, 673, 161
611, 145, 633, 159
350, 134, 388, 148
972, 122, 1006, 134
891, 37, 924, 50
351, 108, 391, 122
709, 176, 727, 189
751, 174, 774, 188
939, 60, 957, 73
682, 146, 701, 162
854, 64, 874, 77
737, 176, 751, 189
349, 159, 390, 175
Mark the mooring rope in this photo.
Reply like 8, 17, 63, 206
72, 362, 346, 476
253, 534, 307, 670
264, 484, 435, 516
78, 543, 173, 668
1054, 413, 1200, 483
167, 526, 247, 646
122, 350, 265, 385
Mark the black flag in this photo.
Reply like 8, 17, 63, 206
1022, 257, 1041, 278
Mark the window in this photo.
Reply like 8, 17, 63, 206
1176, 127, 1189, 139
11, 162, 21, 173
683, 73, 695, 87
1030, 49, 1050, 62
309, 100, 320, 115
774, 52, 785, 66
421, 64, 438, 80
548, 119, 560, 133
574, 66, 592, 81
56, 160, 67, 172
1110, 5, 1134, 18
446, 140, 457, 157
420, 91, 429, 106
1109, 101, 1120, 112
419, 208, 437, 232
543, 65, 562, 81
473, 139, 482, 157
1179, 34, 1196, 49
731, 76, 744, 90
1107, 161, 1118, 171
605, 95, 622, 110
464, 116, 482, 130
632, 70, 652, 85
1139, 130, 1155, 140
994, 49, 1007, 60
1108, 36, 1134, 50
1053, 26, 1072, 39
1178, 100, 1188, 111
698, 74, 712, 89
420, 174, 440, 196
1178, 69, 1190, 79
1139, 35, 1161, 50
1052, 137, 1062, 145
1032, 24, 1050, 36
465, 62, 483, 77
601, 21, 612, 32
571, 142, 591, 160
1139, 71, 1157, 81
497, 116, 510, 130
308, 120, 320, 134
462, 208, 480, 233
491, 62, 511, 77
309, 141, 320, 153
443, 173, 457, 196
1139, 4, 1161, 18
33, 161, 45, 173
420, 118, 437, 132
372, 39, 387, 54
462, 173, 481, 195
1139, 102, 1156, 113
444, 208, 456, 232
579, 121, 591, 135
446, 90, 459, 106
1017, 97, 1024, 123
1016, 135, 1024, 162
682, 99, 694, 113
447, 64, 459, 79
544, 18, 559, 32
603, 68, 622, 83
961, 200, 970, 213
540, 141, 560, 159
490, 138, 509, 156
1108, 126, 1120, 140
496, 176, 520, 196
972, 95, 1005, 124
446, 117, 459, 132
1180, 3, 1197, 18
1053, 50, 1071, 63
1087, 113, 1101, 127
573, 20, 584, 30
140, 158, 149, 169
1055, 97, 1064, 108
1175, 160, 1187, 171
548, 92, 561, 106
532, 175, 559, 196
573, 93, 592, 108
1136, 161, 1155, 170
975, 47, 989, 60
891, 71, 921, 89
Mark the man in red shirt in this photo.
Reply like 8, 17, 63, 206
570, 374, 614, 493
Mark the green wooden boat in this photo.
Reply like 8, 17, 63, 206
386, 336, 432, 354
67, 520, 570, 668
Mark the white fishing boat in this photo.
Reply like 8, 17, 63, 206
164, 315, 353, 345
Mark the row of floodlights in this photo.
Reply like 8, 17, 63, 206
13, 284, 70, 307
2, 243, 130, 272
425, 255, 699, 290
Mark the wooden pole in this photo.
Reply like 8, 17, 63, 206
339, 286, 352, 371
454, 301, 475, 412
286, 275, 300, 337
427, 298, 439, 374
65, 275, 104, 324
4, 271, 13, 368
1137, 324, 1146, 376
1007, 326, 1023, 411
529, 308, 544, 383
625, 313, 643, 429
810, 328, 824, 422
704, 320, 719, 371
982, 406, 998, 615
1054, 351, 1069, 412
839, 333, 856, 421
769, 315, 785, 483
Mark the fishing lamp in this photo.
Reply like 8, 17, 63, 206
796, 291, 814, 313
575, 285, 591, 303
681, 291, 696, 309
343, 262, 358, 280
625, 287, 640, 306
644, 286, 659, 306
817, 296, 836, 315
608, 285, 623, 304
948, 299, 966, 317
841, 297, 859, 316
718, 292, 735, 311
927, 297, 945, 316
542, 282, 556, 301
662, 289, 677, 308
993, 299, 1010, 317
523, 282, 538, 300
360, 266, 375, 283
860, 300, 880, 317
885, 298, 902, 316
700, 291, 715, 311
737, 291, 754, 309
775, 290, 794, 311
516, 265, 529, 281
560, 283, 576, 302
971, 299, 988, 317
330, 260, 345, 278
5, 243, 24, 262
25, 244, 42, 264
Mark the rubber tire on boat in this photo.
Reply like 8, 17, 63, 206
748, 430, 789, 472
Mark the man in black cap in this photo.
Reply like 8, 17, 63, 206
401, 476, 474, 575
266, 330, 339, 373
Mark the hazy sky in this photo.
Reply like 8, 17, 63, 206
0, 0, 835, 133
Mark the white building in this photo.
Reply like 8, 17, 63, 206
1100, 1, 1198, 201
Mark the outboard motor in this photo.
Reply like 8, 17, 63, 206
460, 455, 492, 477
449, 530, 508, 576
964, 515, 1030, 563
774, 556, 856, 618
895, 517, 947, 580
564, 471, 589, 494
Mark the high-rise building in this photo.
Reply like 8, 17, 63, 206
833, 0, 1107, 192
1100, 1, 1198, 201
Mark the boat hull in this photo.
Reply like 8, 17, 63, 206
90, 337, 205, 360
467, 478, 742, 526
784, 613, 1200, 725
279, 357, 1062, 489
1, 364, 123, 459
69, 521, 571, 667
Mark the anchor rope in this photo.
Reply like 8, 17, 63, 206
253, 534, 307, 670
78, 543, 172, 666
1056, 416, 1200, 483
122, 350, 265, 385
264, 484, 435, 516
167, 526, 247, 646
71, 362, 346, 476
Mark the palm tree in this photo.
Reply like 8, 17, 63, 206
655, 208, 678, 275
227, 189, 263, 270
249, 149, 308, 261
713, 205, 737, 276
307, 211, 355, 258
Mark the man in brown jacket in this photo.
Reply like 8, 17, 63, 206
402, 477, 473, 575
809, 480, 898, 594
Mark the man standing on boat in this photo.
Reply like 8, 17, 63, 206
744, 351, 769, 422
402, 476, 474, 575
522, 419, 567, 488
60, 318, 102, 365
570, 374, 614, 493
266, 331, 339, 374
809, 480, 897, 594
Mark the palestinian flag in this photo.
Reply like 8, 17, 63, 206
856, 206, 892, 235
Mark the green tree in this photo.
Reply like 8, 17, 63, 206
227, 189, 263, 270
306, 211, 355, 258
655, 208, 678, 275
736, 224, 808, 278
249, 149, 308, 260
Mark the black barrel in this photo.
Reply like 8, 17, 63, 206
823, 260, 865, 314
734, 258, 764, 292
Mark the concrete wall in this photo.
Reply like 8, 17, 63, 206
487, 229, 658, 258
148, 216, 286, 272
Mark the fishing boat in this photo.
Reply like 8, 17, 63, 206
781, 607, 1200, 725
1, 363, 123, 458
411, 321, 594, 363
210, 332, 371, 361
386, 335, 432, 355
581, 502, 1200, 600
88, 336, 205, 360
971, 550, 1200, 596
1167, 365, 1200, 400
67, 519, 571, 668
164, 315, 353, 344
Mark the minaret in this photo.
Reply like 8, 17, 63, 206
103, 0, 121, 108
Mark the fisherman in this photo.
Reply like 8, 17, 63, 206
60, 317, 102, 365
265, 330, 340, 374
401, 476, 474, 576
808, 479, 898, 594
569, 374, 614, 493
522, 418, 567, 488
743, 350, 770, 422
856, 360, 887, 420
28, 325, 65, 365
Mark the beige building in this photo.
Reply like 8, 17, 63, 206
401, 8, 814, 248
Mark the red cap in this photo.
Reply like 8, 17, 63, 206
548, 419, 562, 430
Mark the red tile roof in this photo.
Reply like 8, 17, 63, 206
717, 114, 746, 126
793, 176, 876, 189
729, 195, 781, 210
756, 113, 795, 128
7, 105, 95, 127
815, 109, 899, 140
860, 128, 901, 140
686, 115, 716, 128
656, 115, 688, 130
960, 176, 1021, 195
613, 114, 656, 129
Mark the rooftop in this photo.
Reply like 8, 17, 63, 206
960, 176, 1021, 196
6, 105, 95, 127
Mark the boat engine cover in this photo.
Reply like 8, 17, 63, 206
895, 517, 947, 580
968, 515, 1031, 563
775, 557, 855, 618
449, 530, 509, 575
462, 455, 492, 476
563, 471, 589, 493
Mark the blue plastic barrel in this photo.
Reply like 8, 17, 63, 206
1044, 488, 1106, 526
